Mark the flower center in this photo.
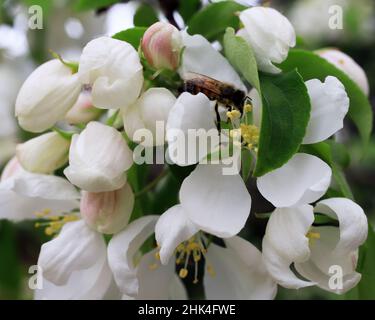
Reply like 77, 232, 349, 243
150, 234, 215, 284
227, 103, 259, 152
175, 234, 215, 284
34, 209, 80, 236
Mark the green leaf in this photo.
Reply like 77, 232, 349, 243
254, 70, 311, 177
112, 27, 147, 49
148, 172, 180, 215
178, 0, 202, 23
300, 141, 332, 165
223, 28, 260, 92
346, 224, 375, 299
187, 1, 245, 41
326, 140, 351, 169
133, 3, 158, 27
279, 49, 373, 147
332, 164, 354, 199
0, 221, 21, 299
127, 163, 151, 221
74, 0, 119, 11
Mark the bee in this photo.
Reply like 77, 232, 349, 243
182, 72, 251, 116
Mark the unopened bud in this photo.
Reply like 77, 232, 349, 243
65, 91, 103, 125
142, 22, 182, 71
80, 183, 134, 234
317, 48, 369, 96
16, 132, 70, 174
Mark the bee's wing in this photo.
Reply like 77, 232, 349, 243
184, 72, 230, 97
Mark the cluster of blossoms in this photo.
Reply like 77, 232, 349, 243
0, 5, 370, 299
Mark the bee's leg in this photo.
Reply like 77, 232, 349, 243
244, 96, 252, 104
243, 96, 253, 111
215, 102, 221, 136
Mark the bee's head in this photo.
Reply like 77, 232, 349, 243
232, 90, 246, 107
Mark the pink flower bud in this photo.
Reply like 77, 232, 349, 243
142, 22, 182, 71
65, 91, 102, 125
317, 48, 369, 96
80, 183, 134, 234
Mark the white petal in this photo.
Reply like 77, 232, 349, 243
179, 31, 246, 91
295, 226, 361, 294
124, 88, 176, 147
136, 249, 181, 300
315, 198, 368, 256
0, 189, 78, 222
204, 237, 277, 299
169, 274, 188, 300
35, 261, 113, 300
262, 205, 316, 289
303, 76, 349, 144
16, 59, 81, 132
0, 170, 79, 221
239, 7, 295, 74
257, 153, 332, 207
107, 215, 158, 297
248, 88, 262, 127
166, 92, 219, 166
16, 132, 70, 174
35, 225, 112, 300
1, 170, 79, 200
38, 220, 106, 285
64, 121, 133, 192
237, 29, 281, 74
78, 37, 143, 110
180, 164, 251, 238
155, 204, 199, 265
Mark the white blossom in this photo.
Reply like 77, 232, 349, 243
262, 198, 368, 294
78, 37, 143, 110
64, 122, 133, 192
15, 59, 81, 132
238, 7, 296, 73
16, 132, 70, 174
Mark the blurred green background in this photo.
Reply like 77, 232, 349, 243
0, 0, 374, 299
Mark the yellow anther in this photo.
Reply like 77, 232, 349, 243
227, 110, 241, 120
45, 227, 54, 236
154, 251, 160, 260
193, 249, 201, 262
173, 234, 209, 284
179, 268, 188, 279
306, 229, 321, 246
244, 103, 253, 113
240, 124, 259, 151
34, 210, 80, 237
306, 231, 321, 240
